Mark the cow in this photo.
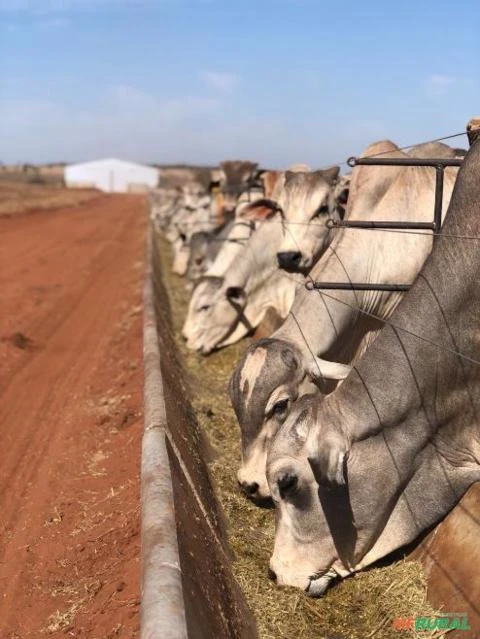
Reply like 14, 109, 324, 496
170, 187, 218, 276
181, 197, 289, 351
275, 166, 341, 273
276, 141, 457, 273
183, 167, 340, 354
229, 140, 459, 502
328, 173, 351, 220
219, 160, 260, 215
266, 135, 480, 595
185, 171, 283, 283
149, 187, 183, 233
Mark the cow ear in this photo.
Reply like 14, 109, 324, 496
318, 166, 340, 185
306, 357, 351, 381
226, 286, 247, 307
308, 435, 349, 485
238, 198, 280, 221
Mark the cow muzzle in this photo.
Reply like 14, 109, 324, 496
277, 251, 303, 272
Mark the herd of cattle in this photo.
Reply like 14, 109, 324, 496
150, 121, 480, 597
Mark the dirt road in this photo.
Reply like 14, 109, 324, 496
0, 195, 145, 638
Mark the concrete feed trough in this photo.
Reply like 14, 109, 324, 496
141, 228, 257, 639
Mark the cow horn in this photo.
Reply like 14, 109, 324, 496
306, 357, 351, 381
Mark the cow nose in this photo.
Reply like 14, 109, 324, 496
277, 251, 302, 271
268, 567, 277, 582
240, 481, 259, 496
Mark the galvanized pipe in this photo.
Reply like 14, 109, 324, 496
306, 281, 411, 292
434, 164, 444, 234
347, 157, 463, 168
141, 229, 188, 639
327, 219, 434, 231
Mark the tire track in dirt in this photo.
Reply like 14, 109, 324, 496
0, 195, 145, 637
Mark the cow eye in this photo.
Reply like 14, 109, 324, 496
199, 304, 210, 312
272, 398, 289, 415
313, 204, 329, 218
277, 472, 298, 498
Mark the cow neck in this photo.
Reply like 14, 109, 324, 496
315, 139, 480, 559
224, 216, 283, 292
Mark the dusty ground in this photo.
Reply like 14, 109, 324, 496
0, 180, 99, 217
0, 194, 145, 638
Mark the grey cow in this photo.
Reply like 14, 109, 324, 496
266, 134, 480, 595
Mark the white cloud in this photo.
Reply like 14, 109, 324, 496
425, 74, 457, 98
200, 70, 240, 92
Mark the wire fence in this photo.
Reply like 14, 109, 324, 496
153, 129, 480, 612
154, 127, 479, 365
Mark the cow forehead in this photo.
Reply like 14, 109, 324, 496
240, 348, 268, 402
283, 173, 330, 203
236, 342, 301, 412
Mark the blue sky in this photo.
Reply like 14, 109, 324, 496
1, 0, 479, 167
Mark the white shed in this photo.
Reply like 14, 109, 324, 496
64, 158, 159, 193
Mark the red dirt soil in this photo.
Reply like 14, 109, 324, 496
0, 195, 145, 638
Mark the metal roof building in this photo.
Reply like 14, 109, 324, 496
64, 158, 159, 193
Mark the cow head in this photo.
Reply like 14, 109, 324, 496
229, 339, 351, 502
219, 160, 259, 214
186, 231, 213, 282
276, 167, 340, 273
328, 174, 351, 220
267, 394, 353, 595
171, 191, 213, 276
184, 280, 250, 355
182, 275, 224, 347
182, 199, 283, 354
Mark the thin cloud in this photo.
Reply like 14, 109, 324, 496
425, 74, 457, 98
0, 0, 154, 13
0, 87, 223, 163
38, 16, 71, 26
201, 70, 240, 92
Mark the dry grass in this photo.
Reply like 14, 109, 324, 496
156, 233, 443, 639
0, 180, 99, 217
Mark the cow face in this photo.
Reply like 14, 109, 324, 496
229, 340, 350, 502
194, 284, 250, 355
267, 395, 352, 595
219, 160, 259, 214
170, 192, 213, 276
182, 276, 224, 346
186, 232, 212, 282
182, 277, 249, 354
230, 340, 318, 502
172, 234, 190, 276
276, 167, 340, 273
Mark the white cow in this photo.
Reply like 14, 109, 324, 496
230, 140, 459, 502
182, 167, 341, 354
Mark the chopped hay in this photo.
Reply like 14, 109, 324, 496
155, 233, 442, 639
45, 598, 86, 633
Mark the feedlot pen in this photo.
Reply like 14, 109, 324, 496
150, 229, 441, 639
